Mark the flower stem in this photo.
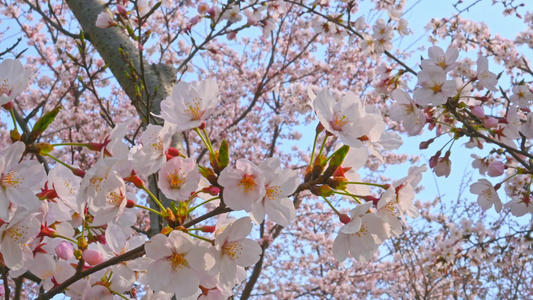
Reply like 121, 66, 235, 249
141, 186, 166, 212
188, 197, 220, 213
54, 234, 78, 244
195, 128, 214, 155
310, 130, 320, 165
45, 154, 76, 171
317, 135, 328, 159
51, 142, 89, 147
346, 182, 389, 189
135, 204, 164, 217
332, 191, 362, 204
322, 196, 342, 216
9, 108, 18, 132
187, 232, 214, 244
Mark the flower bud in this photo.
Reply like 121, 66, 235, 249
483, 117, 498, 128
202, 225, 216, 233
339, 214, 351, 224
488, 160, 505, 177
470, 105, 485, 118
202, 185, 220, 196
310, 185, 334, 197
55, 241, 74, 260
419, 138, 434, 149
82, 249, 105, 266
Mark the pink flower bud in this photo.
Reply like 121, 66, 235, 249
117, 5, 127, 16
488, 160, 505, 177
207, 7, 216, 17
55, 241, 74, 260
470, 105, 485, 118
483, 117, 498, 128
190, 15, 200, 26
83, 249, 105, 265
247, 15, 258, 26
339, 214, 351, 224
227, 31, 237, 40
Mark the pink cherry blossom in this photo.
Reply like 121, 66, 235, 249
83, 249, 105, 265
158, 156, 201, 201
487, 160, 505, 177
213, 217, 261, 289
95, 11, 114, 28
55, 241, 74, 260
145, 230, 215, 298
218, 159, 266, 212
470, 179, 502, 212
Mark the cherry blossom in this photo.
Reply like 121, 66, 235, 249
421, 46, 459, 72
212, 217, 262, 289
332, 202, 389, 262
476, 56, 498, 92
0, 142, 46, 220
158, 79, 219, 131
0, 59, 31, 106
145, 230, 215, 298
218, 159, 266, 212
251, 157, 299, 226
312, 89, 376, 147
413, 65, 456, 106
158, 156, 201, 201
389, 89, 426, 136
469, 179, 502, 212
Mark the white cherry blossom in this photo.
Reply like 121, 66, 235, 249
389, 89, 426, 136
158, 79, 219, 131
251, 157, 299, 226
0, 59, 31, 106
0, 142, 46, 220
313, 90, 376, 148
470, 179, 502, 213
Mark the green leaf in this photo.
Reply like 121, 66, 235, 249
218, 139, 229, 170
28, 106, 61, 143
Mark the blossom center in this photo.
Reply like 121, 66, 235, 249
1, 171, 22, 188
5, 225, 30, 245
353, 224, 369, 238
223, 242, 243, 261
184, 97, 203, 120
239, 174, 256, 193
436, 57, 447, 69
169, 252, 188, 271
106, 190, 124, 206
0, 79, 11, 96
330, 112, 348, 131
167, 169, 185, 189
149, 133, 164, 152
265, 185, 281, 201
430, 82, 443, 93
